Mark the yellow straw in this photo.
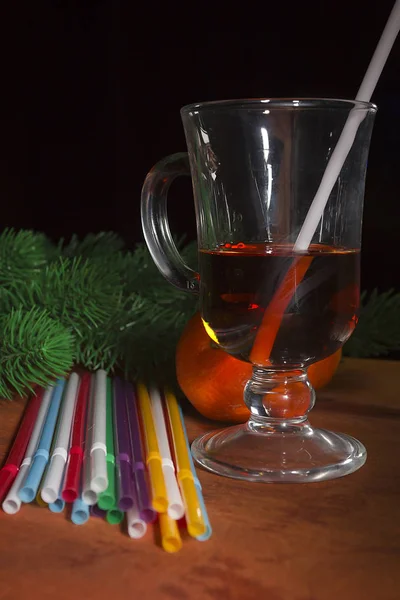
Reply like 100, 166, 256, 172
164, 388, 206, 538
137, 382, 168, 513
36, 489, 48, 508
159, 512, 182, 553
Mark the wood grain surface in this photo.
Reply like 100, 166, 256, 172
0, 359, 399, 600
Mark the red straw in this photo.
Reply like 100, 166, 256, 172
250, 256, 313, 366
0, 388, 44, 502
62, 373, 91, 502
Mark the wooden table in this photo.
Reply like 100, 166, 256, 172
0, 359, 399, 600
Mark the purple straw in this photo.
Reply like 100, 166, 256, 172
126, 383, 157, 523
90, 504, 107, 518
113, 378, 134, 511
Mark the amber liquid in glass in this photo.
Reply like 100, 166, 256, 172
199, 243, 360, 366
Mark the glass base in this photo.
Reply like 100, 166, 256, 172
191, 419, 366, 483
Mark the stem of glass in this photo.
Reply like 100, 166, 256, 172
244, 367, 316, 425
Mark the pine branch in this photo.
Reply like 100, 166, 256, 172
75, 295, 131, 372
2, 257, 124, 358
118, 294, 195, 384
117, 241, 198, 305
344, 289, 400, 357
0, 232, 199, 395
0, 307, 74, 399
112, 240, 199, 382
0, 228, 52, 285
60, 232, 125, 259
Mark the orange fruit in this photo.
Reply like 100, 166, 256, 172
176, 312, 342, 423
308, 347, 342, 389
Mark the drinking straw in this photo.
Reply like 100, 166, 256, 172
82, 375, 98, 505
69, 470, 86, 518
49, 498, 65, 513
19, 379, 66, 503
159, 513, 182, 553
3, 386, 53, 514
249, 256, 313, 365
38, 445, 54, 506
90, 369, 108, 494
356, 0, 400, 102
137, 382, 168, 513
62, 372, 91, 502
98, 377, 117, 510
0, 389, 44, 502
294, 0, 400, 251
126, 383, 156, 523
126, 505, 147, 539
36, 486, 48, 507
164, 388, 206, 538
249, 3, 400, 363
113, 378, 135, 510
149, 384, 184, 520
91, 504, 107, 518
178, 404, 212, 542
41, 374, 80, 504
106, 506, 124, 525
71, 497, 90, 525
47, 452, 68, 512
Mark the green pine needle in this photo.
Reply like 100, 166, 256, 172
0, 307, 74, 399
75, 295, 131, 371
0, 232, 198, 394
344, 289, 400, 357
114, 242, 199, 309
0, 228, 51, 285
117, 294, 195, 383
2, 257, 124, 358
60, 232, 125, 259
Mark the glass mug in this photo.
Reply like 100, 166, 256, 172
141, 99, 376, 482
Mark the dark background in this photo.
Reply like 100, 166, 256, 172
1, 1, 399, 292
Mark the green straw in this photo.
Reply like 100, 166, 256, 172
106, 507, 124, 525
98, 377, 117, 510
98, 377, 126, 525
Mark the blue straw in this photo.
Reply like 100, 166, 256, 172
19, 379, 66, 503
178, 405, 212, 541
195, 492, 212, 542
49, 498, 65, 513
71, 497, 89, 525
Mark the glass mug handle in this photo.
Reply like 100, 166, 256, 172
141, 152, 199, 294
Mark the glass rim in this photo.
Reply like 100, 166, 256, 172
181, 97, 377, 114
